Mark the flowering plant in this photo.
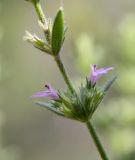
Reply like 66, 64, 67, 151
24, 0, 117, 159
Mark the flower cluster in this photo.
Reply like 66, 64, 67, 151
32, 65, 115, 122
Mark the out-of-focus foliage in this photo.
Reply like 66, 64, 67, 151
75, 33, 104, 74
119, 14, 135, 63
75, 14, 135, 160
117, 15, 135, 95
118, 69, 135, 94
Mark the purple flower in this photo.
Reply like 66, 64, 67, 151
31, 84, 59, 100
88, 64, 113, 85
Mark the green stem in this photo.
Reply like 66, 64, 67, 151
28, 2, 109, 159
33, 1, 51, 44
33, 1, 46, 24
54, 55, 75, 94
54, 55, 109, 160
86, 121, 109, 160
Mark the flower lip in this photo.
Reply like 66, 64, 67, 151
89, 64, 114, 85
31, 83, 59, 100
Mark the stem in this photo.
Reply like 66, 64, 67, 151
33, 1, 51, 44
33, 1, 46, 24
86, 121, 109, 160
31, 3, 109, 159
54, 55, 109, 160
54, 55, 75, 94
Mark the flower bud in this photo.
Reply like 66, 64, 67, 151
24, 31, 51, 54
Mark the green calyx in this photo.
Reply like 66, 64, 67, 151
24, 31, 52, 55
36, 81, 104, 123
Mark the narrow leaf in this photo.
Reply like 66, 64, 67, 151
52, 7, 64, 55
35, 102, 65, 117
102, 75, 117, 92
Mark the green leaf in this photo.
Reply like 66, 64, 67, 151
52, 7, 64, 55
35, 102, 65, 117
102, 75, 117, 92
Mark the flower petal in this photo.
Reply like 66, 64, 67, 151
31, 84, 59, 100
88, 64, 114, 85
31, 91, 50, 98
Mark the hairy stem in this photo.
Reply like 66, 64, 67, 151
33, 1, 46, 24
86, 121, 109, 160
54, 55, 75, 94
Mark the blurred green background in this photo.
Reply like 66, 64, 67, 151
0, 0, 135, 160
